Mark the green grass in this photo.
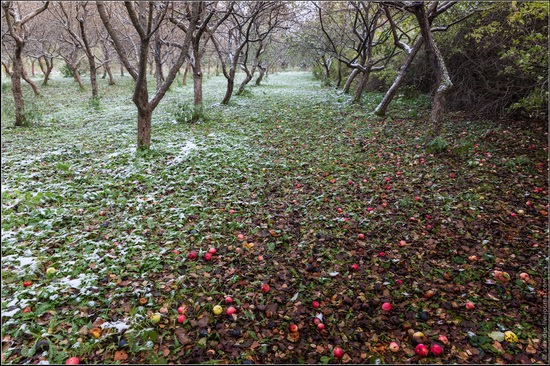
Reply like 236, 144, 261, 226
1, 71, 548, 364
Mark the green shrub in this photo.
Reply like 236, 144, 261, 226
426, 136, 450, 154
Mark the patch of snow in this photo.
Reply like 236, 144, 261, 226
101, 320, 131, 333
1, 308, 19, 318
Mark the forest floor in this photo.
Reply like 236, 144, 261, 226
1, 72, 548, 364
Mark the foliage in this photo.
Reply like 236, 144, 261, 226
59, 63, 74, 78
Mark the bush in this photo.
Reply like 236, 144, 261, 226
426, 136, 450, 154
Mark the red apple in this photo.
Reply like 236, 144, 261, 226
225, 296, 233, 304
261, 283, 270, 293
317, 323, 325, 330
519, 272, 530, 281
465, 302, 475, 310
172, 249, 180, 254
379, 251, 386, 257
177, 314, 186, 323
358, 233, 365, 240
22, 306, 31, 313
66, 357, 80, 365
177, 306, 185, 314
204, 253, 213, 261
226, 306, 237, 316
23, 280, 32, 288
312, 301, 320, 309
188, 251, 197, 260
258, 255, 264, 261
289, 324, 298, 333
414, 196, 421, 201
99, 211, 106, 216
367, 207, 374, 212
348, 180, 353, 185
430, 344, 443, 356
415, 344, 429, 357
208, 247, 217, 254
337, 207, 343, 213
333, 346, 344, 358
237, 234, 245, 241
351, 263, 359, 272
399, 240, 407, 247
313, 317, 322, 326
381, 302, 392, 312
438, 335, 449, 345
229, 209, 236, 214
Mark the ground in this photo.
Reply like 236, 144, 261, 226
1, 72, 548, 364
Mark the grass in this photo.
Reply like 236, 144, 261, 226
1, 71, 548, 364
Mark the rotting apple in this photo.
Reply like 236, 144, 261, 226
389, 342, 400, 352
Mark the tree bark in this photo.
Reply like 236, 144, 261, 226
412, 4, 452, 135
343, 69, 359, 94
11, 47, 25, 126
137, 105, 153, 149
191, 53, 203, 122
375, 38, 424, 116
67, 62, 84, 89
221, 67, 235, 105
352, 68, 371, 103
22, 64, 41, 96
255, 64, 266, 85
38, 56, 53, 85
182, 61, 190, 85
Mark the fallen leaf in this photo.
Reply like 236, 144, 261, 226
114, 350, 128, 361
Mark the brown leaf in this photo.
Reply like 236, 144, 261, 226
198, 315, 209, 328
286, 331, 300, 343
175, 329, 190, 345
114, 350, 128, 361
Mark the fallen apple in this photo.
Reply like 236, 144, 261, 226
177, 306, 186, 314
177, 315, 186, 323
438, 335, 449, 345
22, 306, 31, 313
46, 267, 56, 276
412, 331, 426, 344
261, 283, 270, 293
289, 324, 299, 333
317, 323, 325, 330
237, 234, 245, 241
150, 313, 162, 324
389, 342, 400, 352
312, 301, 320, 308
226, 306, 237, 316
90, 327, 102, 339
204, 252, 213, 261
333, 346, 343, 358
465, 301, 475, 310
258, 255, 264, 261
172, 249, 180, 254
415, 343, 429, 357
425, 289, 436, 299
188, 251, 197, 260
430, 344, 443, 356
351, 263, 359, 272
208, 247, 217, 254
358, 233, 365, 240
23, 280, 32, 288
65, 357, 80, 365
213, 305, 223, 315
399, 240, 407, 247
504, 330, 518, 343
519, 272, 530, 281
225, 296, 233, 304
99, 210, 106, 216
381, 302, 392, 312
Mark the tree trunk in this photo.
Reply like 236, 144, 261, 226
221, 67, 235, 105
154, 33, 164, 92
255, 64, 266, 85
336, 60, 342, 88
352, 66, 372, 103
105, 61, 115, 85
22, 63, 40, 96
413, 4, 452, 135
31, 60, 35, 76
374, 38, 423, 117
343, 68, 359, 94
237, 65, 254, 95
182, 62, 190, 85
89, 56, 99, 98
137, 105, 153, 149
38, 56, 53, 85
11, 46, 26, 126
120, 63, 124, 76
192, 60, 203, 123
